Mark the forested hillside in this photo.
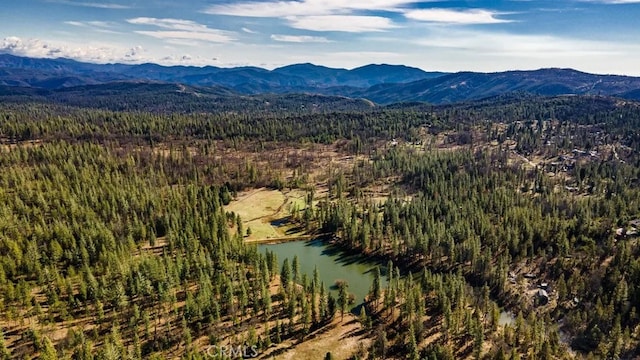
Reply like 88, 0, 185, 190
0, 93, 639, 359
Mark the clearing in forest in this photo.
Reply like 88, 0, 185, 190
224, 188, 307, 241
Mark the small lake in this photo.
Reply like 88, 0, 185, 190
260, 239, 522, 324
258, 239, 387, 308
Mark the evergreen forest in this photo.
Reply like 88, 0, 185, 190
0, 92, 640, 359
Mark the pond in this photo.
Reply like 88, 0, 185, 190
258, 239, 388, 308
260, 239, 521, 323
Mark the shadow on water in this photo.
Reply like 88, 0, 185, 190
305, 239, 384, 268
262, 238, 389, 311
304, 238, 393, 282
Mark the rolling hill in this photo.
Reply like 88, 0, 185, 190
0, 81, 376, 113
0, 54, 442, 94
2, 54, 640, 104
357, 68, 640, 104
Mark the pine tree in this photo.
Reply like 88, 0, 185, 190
264, 321, 272, 348
133, 332, 142, 360
319, 282, 327, 321
372, 328, 388, 359
281, 258, 291, 291
292, 256, 300, 284
261, 282, 272, 317
337, 282, 349, 321
40, 336, 58, 360
473, 311, 484, 360
275, 320, 282, 343
370, 266, 381, 308
0, 329, 10, 360
328, 294, 337, 320
407, 324, 420, 360
359, 306, 370, 330
302, 297, 312, 334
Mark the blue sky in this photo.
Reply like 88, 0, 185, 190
2, 0, 640, 74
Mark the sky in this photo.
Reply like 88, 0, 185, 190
2, 0, 640, 75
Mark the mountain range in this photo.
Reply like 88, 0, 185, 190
1, 54, 640, 105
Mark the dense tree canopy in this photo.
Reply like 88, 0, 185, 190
0, 92, 639, 358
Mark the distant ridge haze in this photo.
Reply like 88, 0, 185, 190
1, 54, 640, 105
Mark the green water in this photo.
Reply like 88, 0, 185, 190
258, 239, 387, 307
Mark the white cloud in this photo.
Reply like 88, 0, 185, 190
242, 27, 258, 34
415, 30, 627, 57
0, 36, 137, 62
270, 34, 330, 43
47, 0, 130, 9
125, 45, 145, 58
65, 21, 116, 28
204, 0, 421, 17
135, 30, 233, 43
204, 0, 414, 32
0, 36, 225, 66
403, 28, 640, 74
159, 54, 218, 65
127, 18, 219, 33
206, 1, 326, 18
163, 39, 206, 47
579, 0, 640, 3
287, 15, 398, 32
127, 17, 236, 43
64, 20, 121, 34
404, 9, 513, 24
64, 21, 85, 27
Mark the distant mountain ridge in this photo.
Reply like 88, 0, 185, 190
356, 68, 640, 104
0, 54, 443, 93
1, 54, 640, 104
